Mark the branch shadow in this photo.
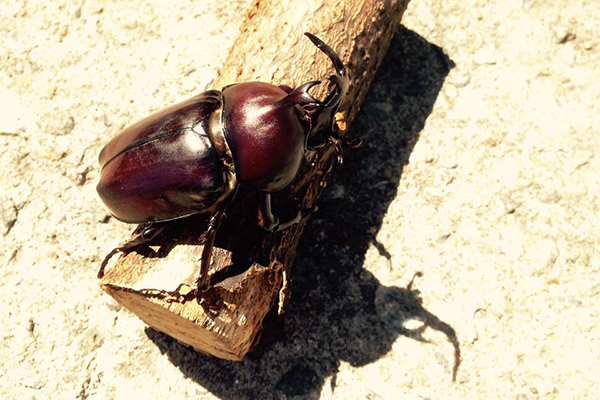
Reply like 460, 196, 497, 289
145, 26, 458, 399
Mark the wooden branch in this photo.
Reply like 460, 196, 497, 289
99, 0, 410, 360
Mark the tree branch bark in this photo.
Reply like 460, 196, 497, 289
99, 0, 410, 360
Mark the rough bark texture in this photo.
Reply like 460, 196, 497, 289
99, 0, 410, 359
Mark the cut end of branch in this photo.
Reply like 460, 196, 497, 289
99, 245, 282, 360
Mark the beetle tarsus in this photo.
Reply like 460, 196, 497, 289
276, 205, 319, 231
330, 138, 344, 165
272, 212, 301, 232
199, 297, 224, 314
98, 247, 121, 278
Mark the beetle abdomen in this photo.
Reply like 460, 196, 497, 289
97, 91, 225, 223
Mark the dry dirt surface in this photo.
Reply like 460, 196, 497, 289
1, 0, 598, 399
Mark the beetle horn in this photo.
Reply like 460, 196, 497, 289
277, 80, 321, 106
304, 32, 349, 109
303, 33, 350, 149
304, 32, 346, 78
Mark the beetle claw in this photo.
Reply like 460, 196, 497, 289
330, 138, 344, 165
98, 248, 121, 278
199, 296, 224, 314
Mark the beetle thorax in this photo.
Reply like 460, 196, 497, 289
221, 82, 309, 192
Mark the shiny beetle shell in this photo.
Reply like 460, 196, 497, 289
97, 33, 349, 227
97, 91, 227, 223
222, 81, 311, 192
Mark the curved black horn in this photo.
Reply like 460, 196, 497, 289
303, 33, 350, 149
304, 32, 347, 78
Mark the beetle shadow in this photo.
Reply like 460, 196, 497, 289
144, 27, 459, 399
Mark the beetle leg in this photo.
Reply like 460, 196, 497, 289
258, 193, 316, 233
258, 193, 279, 231
330, 137, 344, 165
98, 223, 165, 278
195, 210, 224, 303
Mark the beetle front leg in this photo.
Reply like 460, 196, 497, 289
98, 223, 165, 278
195, 210, 224, 306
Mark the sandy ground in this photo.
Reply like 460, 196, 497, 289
1, 0, 598, 399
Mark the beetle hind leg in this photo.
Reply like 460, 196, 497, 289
195, 210, 224, 308
98, 223, 165, 278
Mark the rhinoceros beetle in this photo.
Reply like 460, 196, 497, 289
97, 33, 351, 308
